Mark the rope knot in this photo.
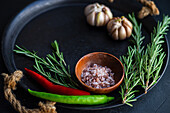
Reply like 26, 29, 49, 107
1, 70, 57, 113
2, 70, 23, 90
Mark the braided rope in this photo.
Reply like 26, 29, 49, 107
1, 70, 57, 113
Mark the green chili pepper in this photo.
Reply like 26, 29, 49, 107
28, 89, 114, 105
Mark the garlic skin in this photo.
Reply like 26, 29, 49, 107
107, 16, 133, 40
84, 3, 113, 26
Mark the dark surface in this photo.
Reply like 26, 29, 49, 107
2, 0, 169, 110
0, 0, 170, 113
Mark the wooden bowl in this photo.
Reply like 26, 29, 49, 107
75, 52, 124, 94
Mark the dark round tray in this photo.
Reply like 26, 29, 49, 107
1, 0, 169, 110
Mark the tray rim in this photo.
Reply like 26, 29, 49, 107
1, 0, 169, 110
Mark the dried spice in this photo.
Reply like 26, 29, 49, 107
137, 0, 159, 19
81, 64, 115, 89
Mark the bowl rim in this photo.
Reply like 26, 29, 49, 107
75, 52, 125, 91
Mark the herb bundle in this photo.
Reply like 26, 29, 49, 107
14, 41, 78, 89
120, 13, 170, 106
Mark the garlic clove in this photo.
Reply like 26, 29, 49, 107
96, 12, 105, 26
107, 20, 113, 32
112, 29, 119, 40
110, 22, 120, 34
107, 21, 120, 32
104, 14, 109, 25
118, 26, 126, 40
123, 24, 132, 37
104, 7, 113, 19
87, 12, 96, 26
122, 17, 133, 30
84, 4, 95, 16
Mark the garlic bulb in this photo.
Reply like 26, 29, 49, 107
84, 3, 113, 26
107, 16, 133, 40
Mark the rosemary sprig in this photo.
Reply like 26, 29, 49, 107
14, 40, 78, 89
120, 13, 143, 106
141, 15, 170, 93
119, 47, 140, 107
120, 13, 170, 106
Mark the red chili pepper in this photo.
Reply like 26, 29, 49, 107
25, 68, 90, 95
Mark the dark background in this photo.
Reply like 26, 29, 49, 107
0, 0, 170, 113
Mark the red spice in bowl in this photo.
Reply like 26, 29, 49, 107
81, 64, 115, 88
75, 52, 124, 94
